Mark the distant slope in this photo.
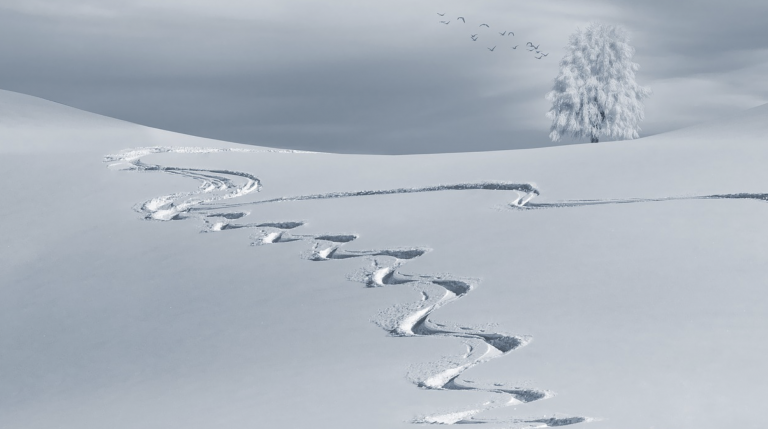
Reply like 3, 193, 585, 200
0, 89, 126, 128
0, 89, 263, 154
3, 88, 768, 155
643, 102, 768, 143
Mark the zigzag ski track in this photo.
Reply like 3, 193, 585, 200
115, 146, 768, 427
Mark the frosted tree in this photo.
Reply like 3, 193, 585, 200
546, 23, 651, 143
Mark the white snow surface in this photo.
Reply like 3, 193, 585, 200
3, 88, 768, 428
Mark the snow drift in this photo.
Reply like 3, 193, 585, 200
2, 89, 768, 429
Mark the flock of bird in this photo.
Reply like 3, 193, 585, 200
436, 13, 548, 59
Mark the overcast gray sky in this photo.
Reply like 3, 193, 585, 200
1, 0, 767, 153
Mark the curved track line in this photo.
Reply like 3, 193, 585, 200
105, 147, 590, 426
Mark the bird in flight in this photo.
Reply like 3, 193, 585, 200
541, 52, 549, 56
511, 45, 518, 49
507, 31, 515, 36
471, 34, 478, 41
488, 46, 496, 52
457, 17, 465, 23
526, 42, 540, 49
499, 31, 507, 36
480, 23, 490, 28
535, 54, 543, 59
437, 12, 445, 16
440, 20, 450, 24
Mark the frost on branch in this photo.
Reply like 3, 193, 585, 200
546, 23, 651, 143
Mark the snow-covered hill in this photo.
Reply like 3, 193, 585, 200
2, 89, 767, 428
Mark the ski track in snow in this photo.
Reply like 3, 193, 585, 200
107, 147, 768, 426
513, 194, 768, 210
121, 147, 768, 426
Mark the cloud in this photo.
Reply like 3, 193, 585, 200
0, 0, 120, 18
0, 0, 766, 153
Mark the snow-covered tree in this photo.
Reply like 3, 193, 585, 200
546, 23, 651, 143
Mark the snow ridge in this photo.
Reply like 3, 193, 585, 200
104, 147, 586, 427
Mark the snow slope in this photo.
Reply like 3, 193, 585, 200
2, 89, 768, 428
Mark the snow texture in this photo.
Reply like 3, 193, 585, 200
3, 89, 768, 429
